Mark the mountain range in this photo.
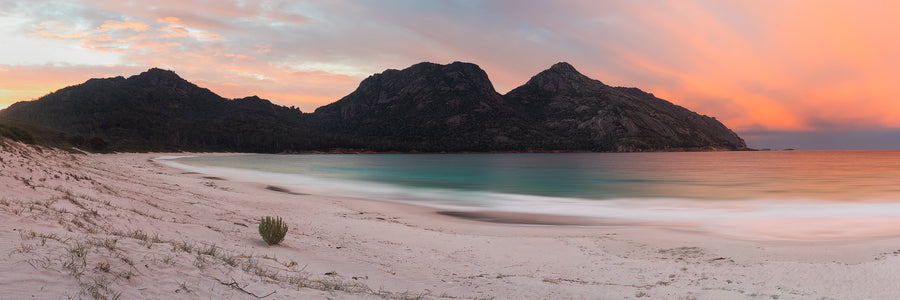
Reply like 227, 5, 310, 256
0, 62, 747, 153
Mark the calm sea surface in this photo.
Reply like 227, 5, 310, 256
163, 151, 900, 240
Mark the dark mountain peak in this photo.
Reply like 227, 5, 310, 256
233, 95, 270, 105
310, 62, 513, 150
386, 61, 491, 86
116, 67, 220, 103
405, 61, 480, 71
509, 62, 604, 97
143, 67, 179, 76
549, 62, 578, 73
238, 95, 263, 101
77, 68, 177, 87
2, 62, 747, 153
84, 76, 125, 84
315, 61, 502, 118
503, 62, 747, 151
128, 68, 189, 85
233, 95, 279, 110
537, 62, 589, 80
133, 67, 181, 80
446, 61, 483, 71
0, 68, 309, 152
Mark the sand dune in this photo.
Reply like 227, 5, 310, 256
3, 138, 900, 299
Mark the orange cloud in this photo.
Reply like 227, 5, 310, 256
196, 32, 220, 41
12, 0, 900, 135
0, 63, 359, 113
31, 21, 85, 39
156, 17, 183, 26
565, 0, 900, 132
132, 40, 180, 52
187, 66, 361, 111
0, 65, 145, 109
27, 15, 224, 58
97, 20, 150, 32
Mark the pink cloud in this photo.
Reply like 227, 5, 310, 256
30, 21, 86, 39
164, 26, 191, 37
9, 0, 900, 133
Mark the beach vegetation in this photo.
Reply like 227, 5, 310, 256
221, 254, 239, 267
173, 240, 194, 253
95, 261, 111, 272
197, 244, 219, 257
96, 237, 118, 251
304, 275, 370, 294
80, 277, 122, 300
258, 216, 288, 246
160, 254, 175, 265
0, 123, 35, 144
16, 242, 36, 254
176, 281, 193, 294
193, 254, 209, 269
0, 116, 110, 153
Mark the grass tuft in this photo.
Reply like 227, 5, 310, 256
258, 216, 288, 246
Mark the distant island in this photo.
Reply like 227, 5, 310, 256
0, 62, 746, 153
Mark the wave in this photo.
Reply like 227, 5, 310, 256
155, 156, 900, 241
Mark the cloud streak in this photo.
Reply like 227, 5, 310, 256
3, 0, 900, 142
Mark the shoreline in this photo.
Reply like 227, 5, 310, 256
279, 147, 754, 155
3, 142, 900, 298
154, 153, 900, 242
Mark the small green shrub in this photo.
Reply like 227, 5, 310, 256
258, 216, 288, 246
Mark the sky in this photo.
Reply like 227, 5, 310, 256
1, 0, 900, 150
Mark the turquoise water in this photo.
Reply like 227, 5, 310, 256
162, 151, 900, 240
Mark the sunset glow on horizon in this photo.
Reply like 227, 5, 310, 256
3, 1, 900, 149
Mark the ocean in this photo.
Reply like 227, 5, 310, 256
159, 151, 900, 240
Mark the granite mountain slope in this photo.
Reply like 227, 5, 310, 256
0, 63, 746, 152
0, 68, 317, 152
503, 62, 746, 151
311, 62, 524, 151
314, 61, 746, 151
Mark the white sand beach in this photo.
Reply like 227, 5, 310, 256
3, 138, 900, 299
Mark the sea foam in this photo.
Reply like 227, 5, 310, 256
155, 155, 900, 241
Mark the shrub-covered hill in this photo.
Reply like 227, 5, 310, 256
0, 63, 746, 153
0, 69, 326, 152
